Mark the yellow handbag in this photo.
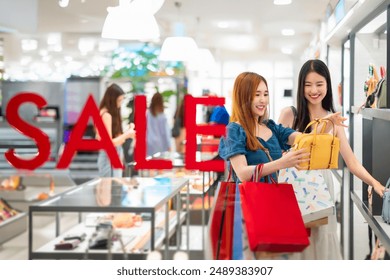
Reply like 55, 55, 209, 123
292, 118, 340, 170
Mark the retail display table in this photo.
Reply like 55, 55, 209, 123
28, 176, 189, 260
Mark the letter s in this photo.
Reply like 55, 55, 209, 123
5, 93, 50, 170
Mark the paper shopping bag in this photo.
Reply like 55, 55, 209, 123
232, 183, 244, 260
278, 168, 335, 224
208, 180, 236, 260
239, 165, 309, 253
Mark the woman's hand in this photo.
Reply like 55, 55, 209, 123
323, 112, 348, 128
280, 148, 310, 169
372, 182, 386, 198
124, 123, 136, 139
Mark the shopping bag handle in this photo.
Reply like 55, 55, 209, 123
302, 118, 338, 169
251, 164, 263, 182
251, 163, 277, 183
226, 164, 233, 182
303, 118, 337, 139
263, 149, 277, 183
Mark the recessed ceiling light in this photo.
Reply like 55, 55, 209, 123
281, 28, 295, 36
217, 21, 230, 29
281, 47, 293, 55
20, 56, 32, 66
39, 49, 49, 56
274, 0, 292, 5
21, 39, 38, 51
78, 38, 95, 53
58, 0, 69, 8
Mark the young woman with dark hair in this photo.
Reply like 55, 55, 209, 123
96, 83, 135, 177
278, 59, 385, 259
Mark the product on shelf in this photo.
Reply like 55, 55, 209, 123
0, 198, 20, 223
54, 239, 81, 250
0, 176, 25, 191
85, 213, 143, 229
363, 64, 387, 109
88, 222, 113, 250
112, 213, 142, 228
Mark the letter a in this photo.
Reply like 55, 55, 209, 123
57, 94, 123, 169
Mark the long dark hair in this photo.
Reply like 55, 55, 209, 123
99, 83, 124, 137
230, 72, 268, 151
294, 59, 335, 132
174, 99, 185, 128
149, 92, 164, 116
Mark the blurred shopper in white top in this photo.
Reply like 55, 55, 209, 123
146, 92, 171, 156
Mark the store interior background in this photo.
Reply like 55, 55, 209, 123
0, 0, 388, 260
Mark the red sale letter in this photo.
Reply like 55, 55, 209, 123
5, 93, 50, 170
185, 95, 225, 172
133, 95, 172, 170
56, 94, 122, 169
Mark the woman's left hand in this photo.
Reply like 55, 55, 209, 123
323, 112, 348, 128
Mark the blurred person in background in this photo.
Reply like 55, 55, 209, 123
96, 83, 135, 177
146, 92, 171, 156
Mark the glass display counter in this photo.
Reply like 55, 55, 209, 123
0, 170, 76, 212
28, 176, 189, 260
139, 151, 220, 249
0, 170, 76, 245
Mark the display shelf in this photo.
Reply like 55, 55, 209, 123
349, 107, 390, 258
32, 211, 186, 260
344, 2, 389, 259
0, 212, 27, 245
352, 106, 390, 121
0, 119, 62, 164
28, 177, 189, 260
325, 0, 385, 46
156, 171, 213, 195
0, 171, 76, 212
351, 191, 390, 253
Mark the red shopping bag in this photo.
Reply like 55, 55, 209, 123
209, 171, 236, 259
239, 164, 310, 253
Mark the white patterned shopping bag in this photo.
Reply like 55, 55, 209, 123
278, 168, 335, 223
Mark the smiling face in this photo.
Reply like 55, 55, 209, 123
251, 80, 269, 119
304, 71, 327, 106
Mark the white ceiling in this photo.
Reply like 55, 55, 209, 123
0, 0, 340, 79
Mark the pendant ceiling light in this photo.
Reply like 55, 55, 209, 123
159, 36, 198, 62
187, 18, 215, 70
101, 0, 164, 41
188, 48, 216, 71
158, 1, 198, 61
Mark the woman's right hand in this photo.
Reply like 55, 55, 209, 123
280, 148, 310, 169
372, 182, 386, 198
322, 111, 348, 128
